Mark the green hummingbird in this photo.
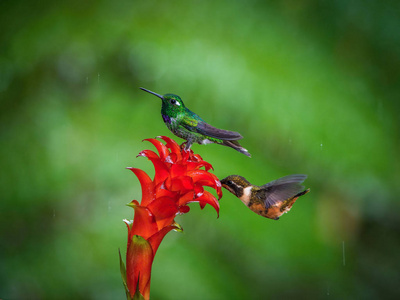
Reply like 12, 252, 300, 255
140, 87, 251, 157
221, 174, 310, 220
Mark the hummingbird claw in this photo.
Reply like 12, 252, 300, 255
180, 141, 193, 151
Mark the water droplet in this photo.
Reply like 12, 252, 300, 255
342, 241, 346, 266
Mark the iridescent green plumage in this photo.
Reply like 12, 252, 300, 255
140, 87, 251, 157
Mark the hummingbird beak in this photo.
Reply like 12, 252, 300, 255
140, 87, 163, 99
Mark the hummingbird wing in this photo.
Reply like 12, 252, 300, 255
180, 109, 242, 140
261, 174, 307, 208
195, 121, 243, 140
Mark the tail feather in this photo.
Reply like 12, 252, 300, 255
222, 140, 251, 157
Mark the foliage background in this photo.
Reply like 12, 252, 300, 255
1, 0, 399, 299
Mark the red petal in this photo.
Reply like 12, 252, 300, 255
178, 191, 195, 206
194, 190, 220, 217
169, 176, 194, 193
155, 186, 177, 199
181, 148, 191, 161
137, 149, 159, 160
147, 157, 170, 186
148, 223, 182, 255
129, 203, 158, 240
166, 153, 177, 164
123, 218, 133, 249
158, 136, 182, 160
190, 153, 203, 162
215, 180, 223, 199
178, 205, 190, 214
186, 160, 214, 172
126, 235, 153, 300
194, 185, 204, 197
170, 163, 187, 178
127, 168, 154, 206
164, 176, 172, 191
147, 197, 178, 229
144, 138, 170, 160
187, 169, 221, 190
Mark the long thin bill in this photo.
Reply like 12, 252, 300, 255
139, 87, 163, 99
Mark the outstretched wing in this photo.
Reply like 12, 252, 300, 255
261, 174, 307, 208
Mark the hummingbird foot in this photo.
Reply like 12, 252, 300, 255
179, 142, 192, 154
181, 140, 193, 151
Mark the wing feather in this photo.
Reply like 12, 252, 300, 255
181, 115, 198, 127
261, 174, 307, 208
195, 121, 243, 140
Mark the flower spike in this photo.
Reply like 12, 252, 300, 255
122, 136, 223, 299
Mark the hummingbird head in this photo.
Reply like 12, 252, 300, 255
220, 175, 251, 198
140, 87, 186, 119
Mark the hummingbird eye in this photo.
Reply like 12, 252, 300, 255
170, 99, 180, 106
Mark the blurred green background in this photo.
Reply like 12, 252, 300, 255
1, 0, 399, 299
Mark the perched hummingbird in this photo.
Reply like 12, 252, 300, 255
221, 174, 310, 220
140, 87, 251, 157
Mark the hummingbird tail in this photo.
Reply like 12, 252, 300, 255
222, 140, 251, 157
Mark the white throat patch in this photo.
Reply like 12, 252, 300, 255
239, 186, 252, 205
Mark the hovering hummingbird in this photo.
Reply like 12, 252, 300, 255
140, 87, 251, 157
221, 174, 310, 220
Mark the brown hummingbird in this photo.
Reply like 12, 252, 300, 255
220, 174, 310, 220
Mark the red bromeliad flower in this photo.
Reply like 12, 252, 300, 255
120, 136, 222, 300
